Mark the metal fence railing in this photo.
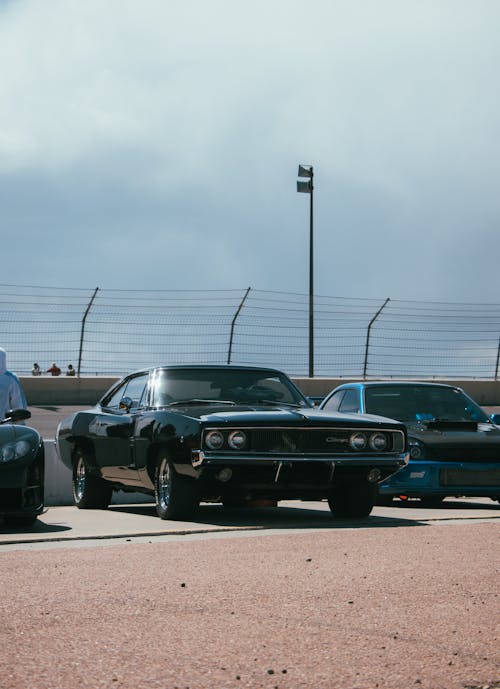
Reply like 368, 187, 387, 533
1, 283, 500, 379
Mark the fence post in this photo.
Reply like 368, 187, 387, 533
227, 287, 251, 365
363, 297, 390, 379
495, 337, 500, 381
77, 287, 99, 377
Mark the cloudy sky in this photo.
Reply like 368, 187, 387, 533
1, 0, 499, 303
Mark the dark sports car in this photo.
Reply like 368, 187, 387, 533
320, 381, 500, 506
56, 365, 408, 519
0, 408, 45, 527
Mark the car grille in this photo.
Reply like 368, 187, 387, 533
427, 446, 500, 462
239, 428, 401, 453
440, 467, 500, 487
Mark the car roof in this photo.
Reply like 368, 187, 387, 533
333, 381, 460, 391
125, 364, 288, 376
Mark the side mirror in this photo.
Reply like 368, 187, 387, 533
2, 408, 31, 424
119, 396, 133, 412
490, 413, 500, 426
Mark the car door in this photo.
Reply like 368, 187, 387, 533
90, 373, 149, 485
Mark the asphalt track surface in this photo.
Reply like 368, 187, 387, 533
0, 406, 498, 689
27, 404, 89, 439
0, 499, 499, 689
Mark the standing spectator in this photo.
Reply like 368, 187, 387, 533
0, 347, 27, 420
32, 363, 42, 376
66, 364, 76, 376
46, 362, 61, 376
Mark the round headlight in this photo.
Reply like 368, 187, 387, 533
228, 430, 247, 450
205, 430, 224, 450
15, 440, 32, 457
409, 439, 424, 459
349, 432, 367, 450
369, 433, 388, 451
0, 440, 32, 463
367, 468, 382, 483
0, 445, 15, 463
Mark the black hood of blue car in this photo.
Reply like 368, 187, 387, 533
406, 418, 500, 446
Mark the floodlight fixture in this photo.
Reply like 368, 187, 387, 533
296, 164, 315, 377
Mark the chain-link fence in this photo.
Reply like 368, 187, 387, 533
1, 283, 500, 379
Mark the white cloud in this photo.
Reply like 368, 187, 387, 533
0, 0, 499, 300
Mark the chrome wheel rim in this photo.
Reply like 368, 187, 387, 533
157, 458, 172, 510
74, 455, 86, 501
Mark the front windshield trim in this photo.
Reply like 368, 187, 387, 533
150, 367, 310, 408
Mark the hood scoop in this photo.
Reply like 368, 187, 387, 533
424, 420, 478, 431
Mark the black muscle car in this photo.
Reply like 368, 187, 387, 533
0, 408, 45, 527
56, 366, 408, 520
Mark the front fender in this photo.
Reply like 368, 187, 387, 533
138, 412, 201, 484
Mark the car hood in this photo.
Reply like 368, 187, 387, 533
0, 424, 40, 444
406, 419, 500, 445
175, 404, 403, 427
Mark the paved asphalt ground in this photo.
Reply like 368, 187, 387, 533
25, 404, 90, 439
0, 406, 498, 689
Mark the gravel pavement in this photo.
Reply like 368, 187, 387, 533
1, 516, 499, 689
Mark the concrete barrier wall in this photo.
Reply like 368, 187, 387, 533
22, 376, 119, 406
23, 375, 500, 407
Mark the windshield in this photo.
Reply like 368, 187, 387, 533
150, 368, 309, 407
364, 385, 489, 423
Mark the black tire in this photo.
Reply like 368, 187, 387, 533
72, 448, 112, 509
4, 515, 38, 528
328, 479, 376, 518
376, 493, 395, 507
155, 453, 198, 520
222, 497, 249, 508
419, 496, 445, 508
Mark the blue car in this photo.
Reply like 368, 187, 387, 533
320, 382, 500, 506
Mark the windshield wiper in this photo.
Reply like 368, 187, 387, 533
166, 398, 303, 408
166, 399, 237, 407
244, 399, 302, 407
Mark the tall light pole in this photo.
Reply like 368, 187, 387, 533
297, 164, 314, 377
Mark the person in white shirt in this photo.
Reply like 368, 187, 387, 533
0, 347, 27, 420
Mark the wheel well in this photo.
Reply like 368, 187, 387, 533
333, 467, 370, 484
71, 437, 97, 468
146, 442, 167, 484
